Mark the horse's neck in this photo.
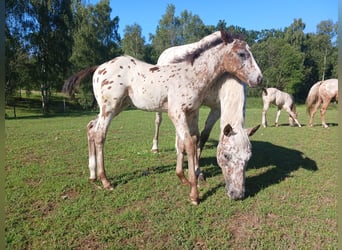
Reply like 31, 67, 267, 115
191, 43, 230, 82
218, 77, 246, 131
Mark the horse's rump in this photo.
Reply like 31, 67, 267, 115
306, 81, 321, 114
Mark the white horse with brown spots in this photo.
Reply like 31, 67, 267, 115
261, 87, 301, 128
306, 78, 338, 128
63, 30, 263, 205
151, 33, 261, 199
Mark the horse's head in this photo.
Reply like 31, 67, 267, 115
220, 30, 263, 87
216, 124, 259, 199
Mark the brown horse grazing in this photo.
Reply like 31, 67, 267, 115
306, 78, 338, 128
63, 30, 262, 205
261, 87, 301, 128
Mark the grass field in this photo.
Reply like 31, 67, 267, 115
5, 98, 338, 249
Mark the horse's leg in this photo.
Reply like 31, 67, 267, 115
87, 117, 99, 182
198, 108, 220, 157
275, 108, 281, 127
309, 99, 321, 127
174, 134, 188, 185
187, 110, 203, 183
320, 98, 331, 128
262, 102, 269, 127
92, 113, 116, 190
168, 110, 199, 205
151, 112, 162, 153
283, 106, 302, 127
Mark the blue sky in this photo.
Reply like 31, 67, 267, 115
87, 0, 338, 40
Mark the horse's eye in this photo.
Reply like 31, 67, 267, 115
238, 52, 247, 59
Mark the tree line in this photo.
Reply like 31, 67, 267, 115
6, 0, 338, 112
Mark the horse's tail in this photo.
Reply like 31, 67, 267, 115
262, 88, 268, 96
306, 82, 321, 114
63, 65, 99, 96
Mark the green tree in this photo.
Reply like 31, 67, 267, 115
151, 4, 209, 62
69, 0, 121, 109
284, 18, 306, 50
122, 23, 145, 60
252, 38, 304, 97
14, 0, 75, 112
150, 4, 179, 60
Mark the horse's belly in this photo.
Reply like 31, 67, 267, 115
129, 89, 168, 112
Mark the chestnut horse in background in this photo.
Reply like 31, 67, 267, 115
262, 87, 301, 128
306, 78, 338, 128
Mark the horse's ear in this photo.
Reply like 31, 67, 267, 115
220, 29, 234, 44
245, 124, 261, 137
223, 124, 233, 137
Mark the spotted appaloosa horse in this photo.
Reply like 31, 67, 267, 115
63, 30, 263, 205
261, 87, 301, 128
152, 32, 249, 156
150, 32, 260, 199
306, 78, 338, 128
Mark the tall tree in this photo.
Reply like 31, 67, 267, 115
69, 0, 121, 108
252, 38, 305, 97
20, 0, 74, 112
150, 4, 179, 60
151, 4, 209, 62
284, 18, 306, 50
122, 23, 145, 60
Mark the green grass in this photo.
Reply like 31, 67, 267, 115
5, 98, 337, 249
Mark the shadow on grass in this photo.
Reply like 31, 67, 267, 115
108, 164, 176, 187
200, 140, 318, 202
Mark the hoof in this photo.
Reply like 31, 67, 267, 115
197, 173, 206, 182
151, 149, 159, 153
323, 124, 329, 128
89, 178, 96, 183
190, 199, 199, 206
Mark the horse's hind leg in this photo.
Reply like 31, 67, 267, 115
93, 113, 116, 190
87, 117, 98, 182
308, 99, 321, 127
320, 98, 331, 128
151, 112, 162, 153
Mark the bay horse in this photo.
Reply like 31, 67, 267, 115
261, 87, 301, 128
151, 33, 260, 199
63, 30, 263, 205
306, 78, 338, 128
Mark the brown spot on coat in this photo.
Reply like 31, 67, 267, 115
149, 66, 160, 73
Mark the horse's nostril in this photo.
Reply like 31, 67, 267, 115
257, 75, 263, 84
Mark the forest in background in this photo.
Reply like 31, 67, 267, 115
5, 0, 338, 112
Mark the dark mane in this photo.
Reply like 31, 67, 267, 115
185, 30, 245, 65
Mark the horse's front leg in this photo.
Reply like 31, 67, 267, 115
261, 104, 269, 127
169, 110, 199, 205
174, 134, 188, 185
151, 112, 162, 153
199, 108, 220, 157
275, 108, 281, 127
